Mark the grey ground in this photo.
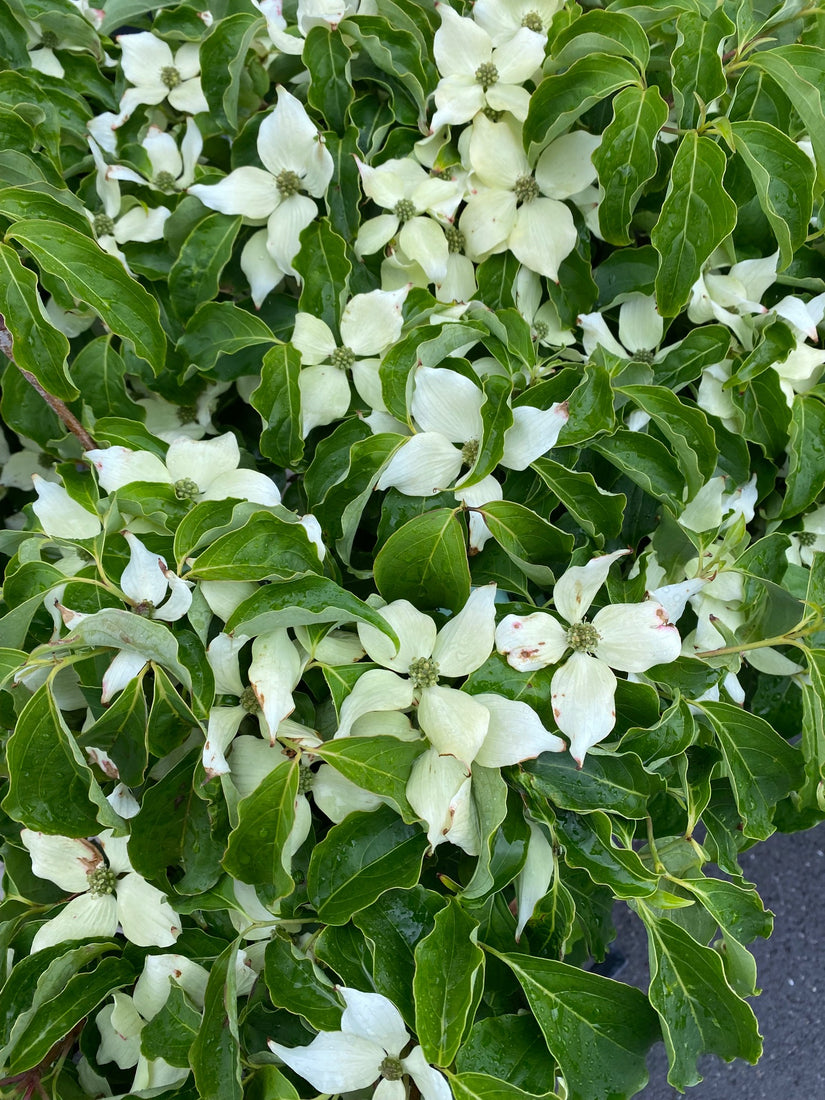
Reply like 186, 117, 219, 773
610, 824, 825, 1098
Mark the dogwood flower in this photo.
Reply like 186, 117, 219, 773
268, 987, 451, 1100
253, 0, 363, 54
375, 365, 568, 496
31, 474, 102, 539
473, 0, 562, 44
687, 251, 777, 347
21, 829, 180, 953
108, 118, 202, 192
460, 117, 599, 281
787, 504, 825, 566
430, 5, 546, 130
84, 433, 281, 506
87, 138, 170, 272
119, 531, 193, 621
188, 87, 333, 279
116, 32, 209, 121
495, 550, 681, 764
292, 286, 408, 434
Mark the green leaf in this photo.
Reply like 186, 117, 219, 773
593, 85, 669, 245
178, 301, 276, 372
729, 368, 792, 457
199, 12, 262, 130
264, 935, 343, 1031
222, 758, 300, 894
187, 511, 323, 582
140, 983, 201, 1068
169, 213, 242, 320
250, 343, 304, 468
5, 219, 166, 372
635, 903, 762, 1091
779, 394, 825, 516
461, 374, 514, 487
462, 768, 524, 901
78, 673, 148, 787
729, 120, 815, 266
353, 886, 445, 1026
226, 573, 399, 647
58, 608, 192, 691
128, 749, 223, 894
373, 507, 471, 614
553, 809, 660, 898
413, 899, 484, 1067
448, 1072, 558, 1100
189, 939, 242, 1100
379, 322, 488, 422
456, 1014, 558, 1094
3, 684, 119, 836
651, 134, 737, 317
531, 458, 625, 541
147, 665, 201, 757
0, 242, 74, 400
0, 184, 91, 235
479, 501, 574, 582
304, 26, 354, 132
314, 736, 427, 823
519, 751, 665, 819
490, 950, 660, 1100
293, 217, 352, 333
524, 55, 641, 156
341, 15, 435, 125
307, 805, 429, 925
697, 701, 804, 839
653, 325, 731, 389
7, 955, 133, 1074
552, 10, 650, 70
591, 429, 684, 508
671, 7, 734, 129
70, 336, 143, 420
799, 648, 825, 811
618, 384, 717, 497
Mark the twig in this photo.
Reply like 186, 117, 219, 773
0, 316, 96, 451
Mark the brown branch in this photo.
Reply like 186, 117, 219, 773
0, 315, 96, 451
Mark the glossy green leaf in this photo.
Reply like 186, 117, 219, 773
199, 12, 262, 130
532, 458, 625, 541
594, 85, 668, 245
189, 939, 242, 1100
479, 500, 574, 582
178, 301, 276, 372
491, 949, 660, 1100
414, 899, 484, 1067
456, 1014, 557, 1094
222, 758, 300, 894
653, 325, 731, 389
187, 511, 323, 581
448, 1072, 558, 1100
520, 751, 665, 819
313, 736, 426, 823
552, 9, 650, 70
554, 809, 659, 898
169, 213, 242, 320
651, 134, 737, 317
619, 384, 717, 497
250, 342, 304, 468
2, 684, 119, 836
294, 217, 352, 333
78, 672, 148, 787
304, 26, 354, 132
307, 805, 429, 925
140, 983, 201, 1068
264, 935, 343, 1031
636, 903, 762, 1091
779, 394, 825, 516
5, 219, 166, 372
0, 242, 74, 400
373, 507, 471, 614
591, 429, 683, 508
379, 322, 488, 422
671, 7, 733, 129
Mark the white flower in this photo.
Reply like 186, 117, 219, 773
292, 286, 408, 434
355, 157, 464, 283
268, 986, 451, 1100
430, 5, 545, 130
579, 294, 664, 362
134, 380, 231, 442
252, 0, 364, 54
375, 364, 568, 496
84, 432, 281, 506
31, 474, 101, 539
677, 475, 757, 534
117, 32, 209, 121
119, 531, 193, 622
473, 0, 561, 44
108, 118, 203, 192
188, 87, 333, 281
687, 251, 777, 347
460, 117, 598, 281
20, 829, 181, 953
787, 504, 825, 566
495, 550, 681, 764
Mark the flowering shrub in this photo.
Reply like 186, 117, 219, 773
0, 0, 824, 1097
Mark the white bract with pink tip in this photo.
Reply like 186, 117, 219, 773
495, 550, 681, 764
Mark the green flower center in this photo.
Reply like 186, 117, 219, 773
394, 198, 416, 223
566, 621, 601, 653
276, 169, 302, 198
475, 62, 499, 90
409, 655, 439, 689
133, 599, 155, 618
93, 212, 115, 237
40, 31, 59, 49
177, 404, 198, 425
331, 345, 356, 369
633, 348, 655, 363
445, 225, 465, 254
240, 685, 260, 712
533, 320, 549, 341
798, 530, 818, 547
461, 438, 479, 466
160, 65, 182, 89
482, 106, 504, 122
297, 764, 315, 795
521, 11, 544, 32
514, 175, 540, 204
380, 1056, 405, 1081
155, 169, 177, 191
174, 477, 200, 500
87, 866, 117, 897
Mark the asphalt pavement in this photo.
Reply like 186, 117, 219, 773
611, 824, 825, 1098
